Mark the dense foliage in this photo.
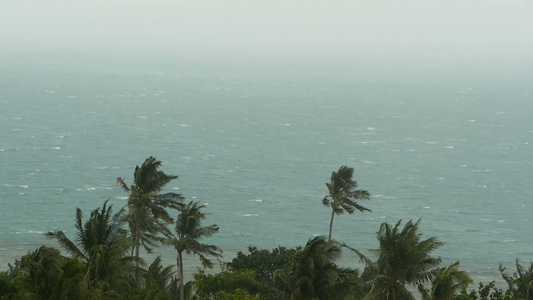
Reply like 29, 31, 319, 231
227, 246, 300, 282
1, 159, 531, 300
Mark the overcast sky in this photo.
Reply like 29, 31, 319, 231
2, 0, 532, 65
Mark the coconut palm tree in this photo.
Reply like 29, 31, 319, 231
322, 165, 371, 241
145, 257, 175, 295
9, 246, 65, 299
116, 156, 185, 266
46, 200, 136, 293
126, 257, 180, 300
418, 261, 473, 300
273, 236, 363, 300
345, 219, 443, 300
500, 259, 533, 300
164, 200, 222, 300
374, 219, 442, 286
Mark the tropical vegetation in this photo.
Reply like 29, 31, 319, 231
1, 159, 531, 300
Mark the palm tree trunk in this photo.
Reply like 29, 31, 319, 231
178, 251, 184, 300
328, 210, 335, 241
135, 212, 141, 267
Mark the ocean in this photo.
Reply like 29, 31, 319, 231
1, 53, 532, 285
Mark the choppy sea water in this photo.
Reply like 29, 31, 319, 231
1, 54, 532, 284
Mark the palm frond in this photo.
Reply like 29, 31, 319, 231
116, 177, 130, 193
45, 231, 86, 261
341, 243, 375, 268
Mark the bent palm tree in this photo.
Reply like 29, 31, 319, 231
128, 256, 180, 300
418, 261, 473, 300
46, 200, 135, 292
374, 219, 443, 286
165, 201, 222, 300
345, 219, 443, 300
116, 156, 184, 266
9, 246, 65, 299
274, 236, 362, 300
500, 259, 533, 300
322, 165, 371, 241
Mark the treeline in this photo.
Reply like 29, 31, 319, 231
0, 157, 532, 300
